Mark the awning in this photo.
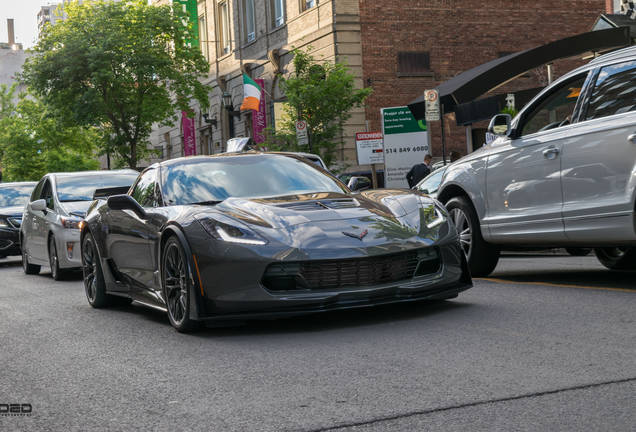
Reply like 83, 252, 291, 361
408, 27, 632, 120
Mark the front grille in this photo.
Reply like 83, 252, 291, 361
263, 249, 440, 291
276, 199, 359, 212
0, 239, 13, 250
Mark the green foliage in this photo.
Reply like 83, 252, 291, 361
0, 90, 100, 182
500, 106, 518, 118
19, 0, 210, 168
261, 46, 372, 169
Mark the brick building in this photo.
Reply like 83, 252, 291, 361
150, 0, 617, 171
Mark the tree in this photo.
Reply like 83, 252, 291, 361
262, 46, 373, 169
0, 89, 101, 182
20, 0, 210, 169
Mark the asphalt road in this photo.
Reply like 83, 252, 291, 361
1, 252, 635, 431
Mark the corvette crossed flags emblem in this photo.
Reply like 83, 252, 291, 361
341, 229, 368, 241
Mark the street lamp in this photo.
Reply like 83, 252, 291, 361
222, 91, 241, 117
202, 112, 218, 129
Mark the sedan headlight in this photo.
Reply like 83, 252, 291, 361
61, 217, 83, 229
195, 214, 268, 245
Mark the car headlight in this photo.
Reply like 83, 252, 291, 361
195, 213, 268, 245
419, 197, 446, 229
61, 217, 83, 229
0, 219, 8, 228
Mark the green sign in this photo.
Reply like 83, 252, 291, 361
173, 0, 199, 47
382, 107, 426, 135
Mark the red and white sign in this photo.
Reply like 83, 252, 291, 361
424, 89, 440, 122
355, 132, 384, 165
295, 120, 308, 145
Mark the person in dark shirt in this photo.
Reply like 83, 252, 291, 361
406, 154, 432, 188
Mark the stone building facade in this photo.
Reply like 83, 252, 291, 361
150, 0, 612, 170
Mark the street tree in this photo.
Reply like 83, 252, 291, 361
20, 0, 210, 168
0, 88, 101, 182
262, 46, 373, 169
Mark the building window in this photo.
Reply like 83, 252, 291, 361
272, 0, 285, 28
243, 0, 256, 43
199, 15, 208, 61
218, 1, 230, 55
397, 52, 432, 76
300, 0, 316, 13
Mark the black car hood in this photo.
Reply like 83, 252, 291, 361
0, 205, 26, 217
59, 201, 93, 218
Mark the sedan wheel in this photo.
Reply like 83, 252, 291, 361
49, 237, 67, 281
594, 247, 636, 270
82, 233, 110, 308
22, 237, 41, 275
446, 196, 500, 277
163, 237, 200, 333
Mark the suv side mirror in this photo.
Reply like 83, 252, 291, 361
488, 114, 512, 137
347, 176, 371, 191
31, 199, 47, 212
107, 194, 148, 220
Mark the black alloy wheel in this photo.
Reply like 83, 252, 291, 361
21, 236, 41, 275
594, 247, 636, 271
82, 232, 110, 308
162, 236, 201, 333
49, 237, 67, 281
445, 196, 500, 277
565, 247, 593, 257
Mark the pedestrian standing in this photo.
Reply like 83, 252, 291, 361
406, 154, 432, 188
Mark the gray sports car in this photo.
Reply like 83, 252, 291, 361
81, 152, 472, 332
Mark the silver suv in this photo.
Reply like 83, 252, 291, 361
437, 46, 636, 276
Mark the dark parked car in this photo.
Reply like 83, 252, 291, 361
0, 182, 37, 259
81, 152, 471, 332
337, 170, 385, 188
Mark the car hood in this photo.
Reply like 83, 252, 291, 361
59, 201, 93, 218
0, 205, 26, 217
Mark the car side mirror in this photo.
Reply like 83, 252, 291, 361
488, 114, 512, 137
31, 199, 47, 212
107, 194, 148, 220
347, 176, 371, 191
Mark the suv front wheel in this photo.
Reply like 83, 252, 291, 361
446, 196, 500, 277
594, 247, 636, 270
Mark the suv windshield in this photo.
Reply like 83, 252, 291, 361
0, 185, 36, 207
56, 173, 139, 202
161, 155, 348, 205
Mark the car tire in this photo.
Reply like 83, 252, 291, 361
565, 247, 593, 256
82, 232, 111, 308
162, 236, 201, 333
49, 237, 68, 281
594, 247, 636, 270
21, 236, 41, 275
446, 196, 500, 277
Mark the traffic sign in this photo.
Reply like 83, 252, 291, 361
295, 120, 308, 139
424, 89, 440, 122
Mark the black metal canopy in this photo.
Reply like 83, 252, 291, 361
408, 27, 632, 120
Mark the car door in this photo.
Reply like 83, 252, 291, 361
561, 60, 636, 242
485, 73, 588, 243
29, 178, 55, 262
104, 169, 158, 291
23, 178, 45, 262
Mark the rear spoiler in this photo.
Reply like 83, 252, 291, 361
93, 186, 132, 200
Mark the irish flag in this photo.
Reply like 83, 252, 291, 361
239, 75, 262, 111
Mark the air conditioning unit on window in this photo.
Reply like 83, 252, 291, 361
248, 32, 255, 42
306, 0, 315, 10
223, 46, 229, 55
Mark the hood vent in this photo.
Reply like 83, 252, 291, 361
275, 199, 359, 212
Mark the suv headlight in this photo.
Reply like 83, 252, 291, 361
195, 213, 268, 245
61, 217, 83, 229
0, 219, 8, 228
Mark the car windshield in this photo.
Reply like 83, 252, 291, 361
161, 155, 348, 205
417, 168, 446, 195
0, 185, 36, 207
56, 173, 139, 202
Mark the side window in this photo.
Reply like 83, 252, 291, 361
519, 74, 587, 137
31, 179, 45, 202
585, 61, 636, 120
130, 169, 157, 208
41, 180, 54, 210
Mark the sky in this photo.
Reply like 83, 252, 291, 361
0, 0, 48, 48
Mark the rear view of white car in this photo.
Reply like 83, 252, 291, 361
21, 170, 139, 280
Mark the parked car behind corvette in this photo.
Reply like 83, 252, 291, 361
0, 182, 37, 259
21, 169, 140, 279
436, 45, 636, 276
